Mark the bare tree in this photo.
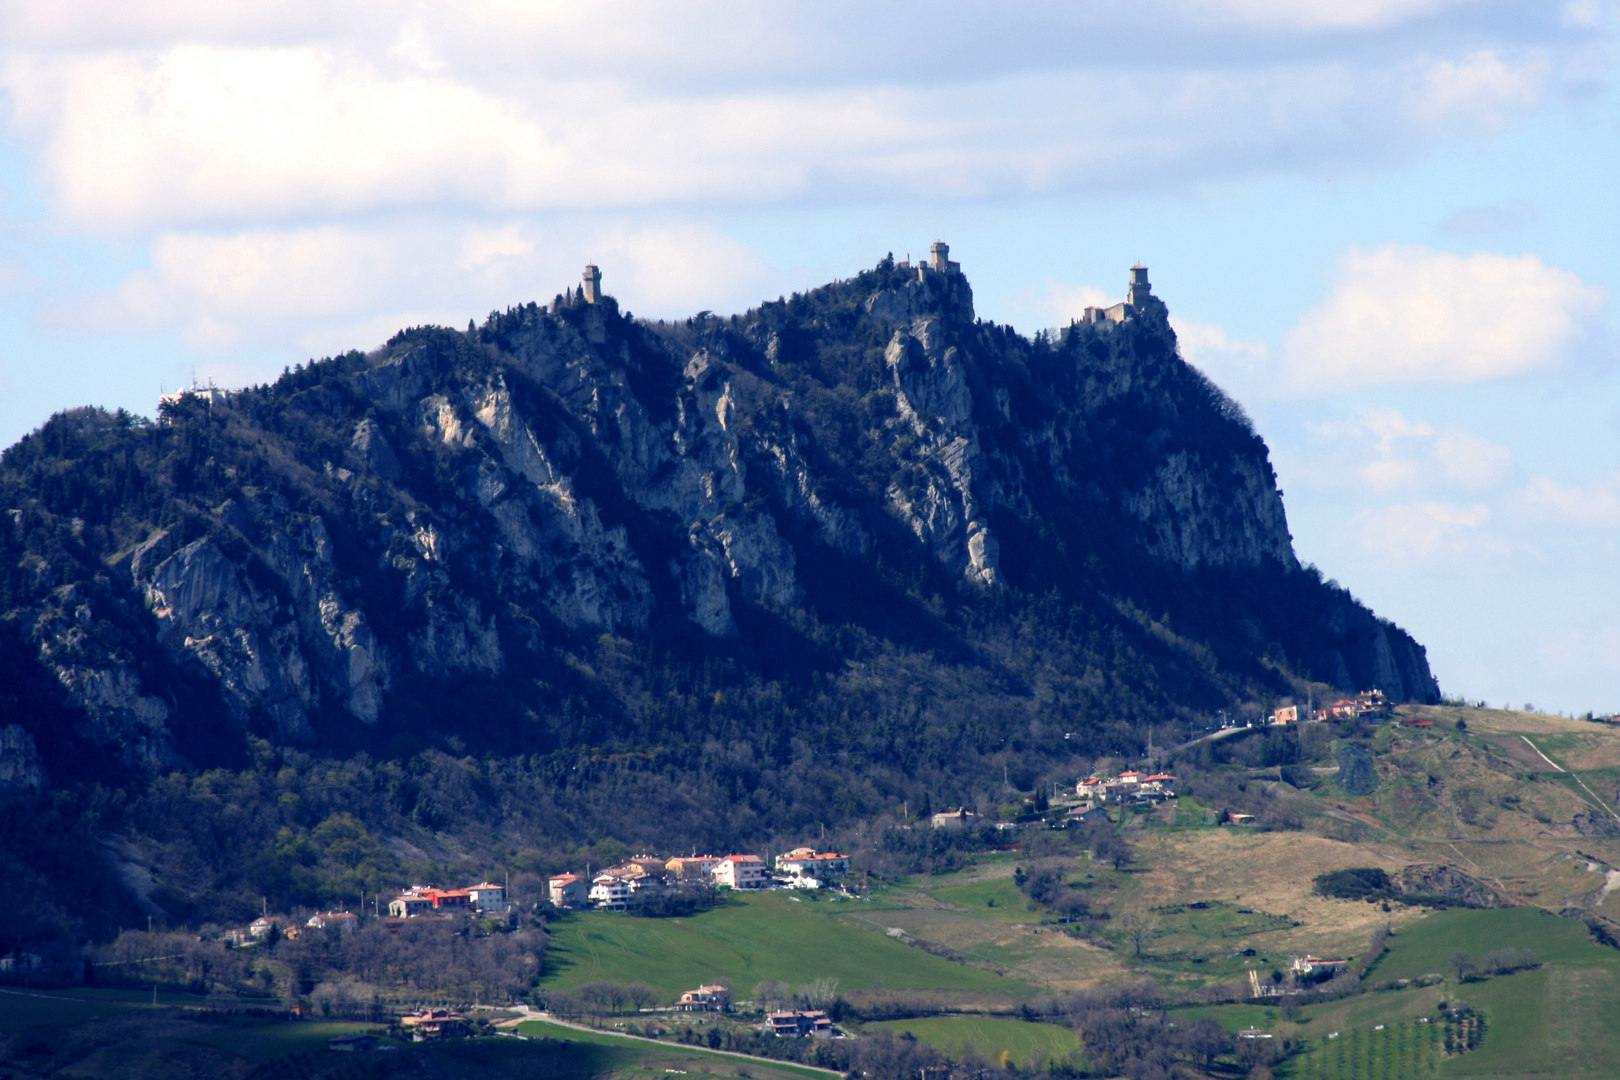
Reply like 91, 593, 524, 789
798, 976, 840, 1009
1120, 912, 1159, 959
754, 979, 790, 1011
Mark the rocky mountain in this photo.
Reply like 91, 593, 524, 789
0, 251, 1438, 932
1, 252, 1436, 784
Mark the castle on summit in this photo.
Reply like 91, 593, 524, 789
896, 241, 962, 279
582, 264, 603, 304
1079, 265, 1153, 326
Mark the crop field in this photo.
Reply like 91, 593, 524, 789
1286, 1020, 1444, 1080
539, 891, 1030, 1001
864, 1015, 1080, 1070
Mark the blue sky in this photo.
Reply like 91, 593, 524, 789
0, 0, 1615, 713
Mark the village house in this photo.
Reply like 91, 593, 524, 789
400, 1009, 465, 1040
666, 855, 722, 881
1291, 956, 1349, 976
775, 847, 850, 881
714, 854, 768, 889
466, 882, 509, 913
386, 881, 506, 918
628, 855, 669, 879
549, 873, 587, 909
1268, 705, 1299, 726
249, 916, 283, 938
930, 808, 979, 829
1315, 688, 1391, 722
388, 893, 435, 918
305, 911, 359, 932
767, 1010, 834, 1037
590, 874, 634, 910
1063, 804, 1109, 826
676, 984, 732, 1011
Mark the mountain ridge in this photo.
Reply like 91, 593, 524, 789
0, 252, 1434, 817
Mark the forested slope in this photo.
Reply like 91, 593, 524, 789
0, 254, 1437, 940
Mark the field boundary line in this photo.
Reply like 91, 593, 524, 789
520, 1011, 846, 1077
1523, 736, 1620, 824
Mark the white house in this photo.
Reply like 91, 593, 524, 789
714, 854, 768, 889
306, 911, 358, 932
776, 848, 850, 879
467, 882, 509, 913
590, 874, 634, 910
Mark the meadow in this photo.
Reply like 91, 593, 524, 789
538, 890, 1030, 1001
863, 1015, 1080, 1070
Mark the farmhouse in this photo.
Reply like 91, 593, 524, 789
677, 984, 732, 1011
767, 1010, 834, 1037
931, 808, 979, 829
1291, 956, 1349, 976
401, 1009, 465, 1039
305, 911, 358, 932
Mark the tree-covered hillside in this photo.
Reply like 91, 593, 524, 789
0, 255, 1437, 941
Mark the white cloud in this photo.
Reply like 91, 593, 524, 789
1524, 472, 1620, 529
0, 6, 1581, 234
1354, 499, 1492, 564
1281, 244, 1605, 393
62, 218, 773, 354
1035, 281, 1111, 326
1415, 49, 1548, 131
1293, 407, 1515, 496
1170, 317, 1271, 399
1186, 0, 1484, 30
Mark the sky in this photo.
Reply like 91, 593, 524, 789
0, 0, 1615, 714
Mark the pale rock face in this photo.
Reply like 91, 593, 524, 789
884, 322, 1000, 586
1123, 451, 1298, 572
24, 581, 179, 770
0, 725, 46, 792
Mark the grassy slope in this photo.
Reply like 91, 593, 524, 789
514, 1020, 837, 1080
864, 1015, 1079, 1070
539, 891, 1028, 1001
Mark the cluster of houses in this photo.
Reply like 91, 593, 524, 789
223, 909, 368, 945
1076, 770, 1178, 807
387, 883, 509, 918
548, 847, 851, 911
1267, 689, 1390, 726
217, 881, 512, 943
672, 982, 837, 1038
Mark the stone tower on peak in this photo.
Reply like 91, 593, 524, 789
1128, 265, 1151, 306
582, 264, 602, 304
930, 241, 960, 273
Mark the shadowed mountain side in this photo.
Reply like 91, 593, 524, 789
0, 253, 1436, 932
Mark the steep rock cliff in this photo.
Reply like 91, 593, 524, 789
0, 255, 1438, 782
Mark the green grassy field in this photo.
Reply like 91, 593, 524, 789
514, 1019, 838, 1080
1283, 908, 1620, 1079
865, 1015, 1079, 1070
1287, 1021, 1445, 1080
540, 891, 1029, 1001
1368, 908, 1606, 984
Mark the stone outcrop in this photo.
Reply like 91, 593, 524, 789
1396, 864, 1499, 908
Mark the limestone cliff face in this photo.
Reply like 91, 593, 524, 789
0, 255, 1438, 775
